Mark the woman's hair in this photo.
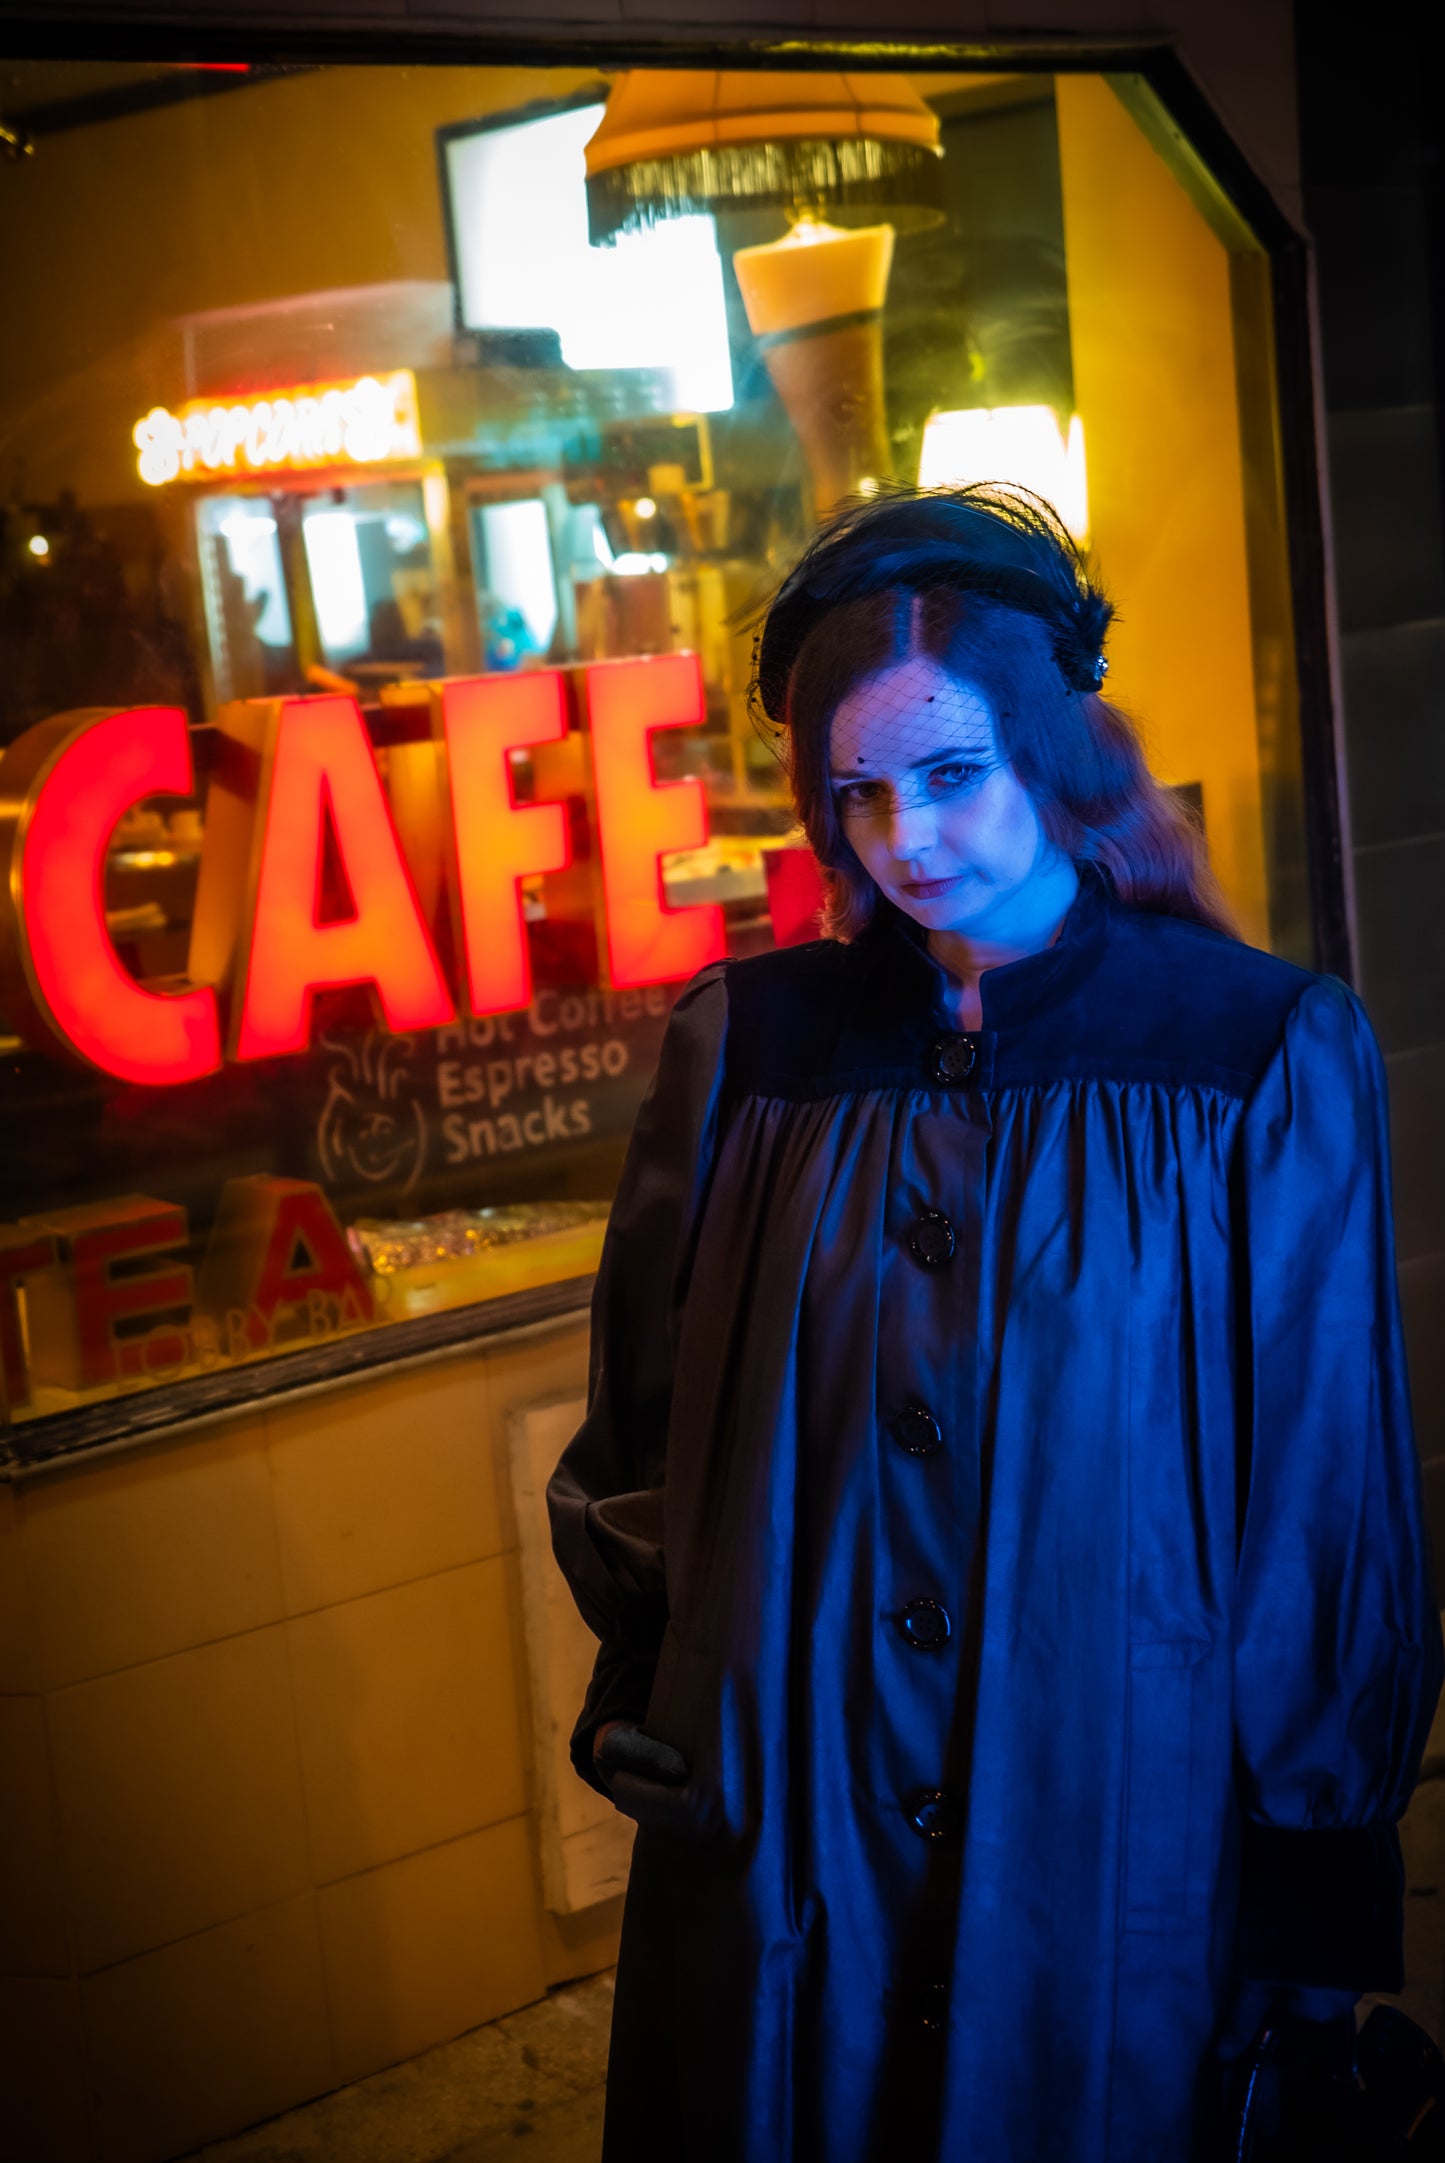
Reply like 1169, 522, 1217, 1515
752, 483, 1235, 941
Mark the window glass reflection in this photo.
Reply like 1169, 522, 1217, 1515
0, 60, 1304, 1431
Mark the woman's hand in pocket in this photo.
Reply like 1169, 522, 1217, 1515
594, 1719, 689, 1790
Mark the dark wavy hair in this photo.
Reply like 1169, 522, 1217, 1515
752, 483, 1235, 941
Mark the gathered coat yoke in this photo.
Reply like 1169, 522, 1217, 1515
548, 874, 1442, 2163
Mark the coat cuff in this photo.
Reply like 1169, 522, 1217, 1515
1238, 1820, 1405, 1992
568, 1625, 666, 1799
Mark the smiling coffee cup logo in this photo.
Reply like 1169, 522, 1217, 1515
317, 1030, 428, 1197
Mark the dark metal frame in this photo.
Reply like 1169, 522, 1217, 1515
1, 1273, 595, 1475
0, 15, 1351, 1469
1117, 57, 1349, 982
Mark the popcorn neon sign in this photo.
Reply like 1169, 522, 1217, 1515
131, 370, 422, 486
0, 656, 724, 1088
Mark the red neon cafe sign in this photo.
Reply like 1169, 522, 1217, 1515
0, 654, 725, 1088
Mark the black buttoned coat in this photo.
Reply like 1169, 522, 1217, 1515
547, 872, 1441, 2162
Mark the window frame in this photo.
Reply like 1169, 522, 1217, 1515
0, 22, 1347, 1474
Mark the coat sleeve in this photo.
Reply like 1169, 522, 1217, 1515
546, 962, 730, 1797
1232, 974, 1443, 1992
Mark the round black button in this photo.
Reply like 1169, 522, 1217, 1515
907, 1788, 965, 1841
891, 1402, 943, 1458
900, 1598, 952, 1650
930, 1034, 977, 1085
908, 1210, 956, 1267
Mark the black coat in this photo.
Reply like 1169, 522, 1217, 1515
549, 873, 1441, 2161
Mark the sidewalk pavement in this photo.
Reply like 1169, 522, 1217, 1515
188, 1698, 1445, 2163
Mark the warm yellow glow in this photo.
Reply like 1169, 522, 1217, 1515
733, 218, 894, 338
583, 70, 940, 174
132, 371, 422, 488
1054, 74, 1269, 946
633, 496, 658, 520
733, 218, 896, 516
917, 406, 1089, 540
586, 652, 726, 987
438, 672, 571, 1017
27, 534, 50, 558
233, 696, 454, 1060
787, 213, 846, 246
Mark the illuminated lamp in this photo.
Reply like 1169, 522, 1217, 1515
917, 406, 1090, 541
582, 71, 942, 244
222, 696, 455, 1061
584, 651, 726, 987
436, 673, 572, 1016
584, 71, 941, 515
0, 706, 222, 1085
733, 217, 895, 516
198, 1176, 373, 1354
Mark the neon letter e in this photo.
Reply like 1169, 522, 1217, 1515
585, 653, 725, 988
440, 671, 571, 1016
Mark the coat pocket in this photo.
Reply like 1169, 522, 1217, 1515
609, 1621, 732, 1846
1123, 1636, 1211, 1929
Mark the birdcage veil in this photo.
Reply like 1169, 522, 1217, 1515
749, 482, 1112, 737
747, 482, 1233, 942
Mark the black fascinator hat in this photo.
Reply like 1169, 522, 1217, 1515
753, 482, 1114, 724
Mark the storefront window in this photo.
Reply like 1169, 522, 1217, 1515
0, 60, 1305, 1440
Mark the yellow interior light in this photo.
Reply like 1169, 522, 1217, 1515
918, 406, 1089, 542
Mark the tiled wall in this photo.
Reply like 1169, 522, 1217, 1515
1297, 24, 1445, 1549
0, 1318, 621, 2163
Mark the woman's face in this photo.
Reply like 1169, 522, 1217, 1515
828, 653, 1061, 940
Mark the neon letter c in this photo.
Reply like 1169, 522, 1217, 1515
0, 706, 222, 1085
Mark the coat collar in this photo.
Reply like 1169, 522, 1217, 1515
858, 862, 1115, 1037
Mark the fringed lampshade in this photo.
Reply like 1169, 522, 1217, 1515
583, 71, 943, 246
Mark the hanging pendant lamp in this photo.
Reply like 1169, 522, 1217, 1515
583, 70, 943, 246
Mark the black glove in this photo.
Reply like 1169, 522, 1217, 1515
595, 1721, 689, 1791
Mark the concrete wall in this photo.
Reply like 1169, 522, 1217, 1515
0, 1317, 619, 2163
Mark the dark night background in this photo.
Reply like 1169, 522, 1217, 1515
1294, 0, 1445, 1559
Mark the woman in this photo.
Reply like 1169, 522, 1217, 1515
547, 486, 1441, 2161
